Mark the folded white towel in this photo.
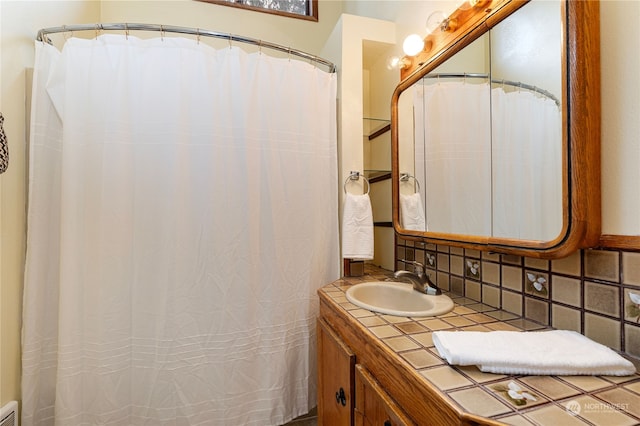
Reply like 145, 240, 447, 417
341, 193, 374, 260
400, 193, 426, 231
432, 330, 636, 376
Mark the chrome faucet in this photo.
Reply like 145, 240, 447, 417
394, 259, 441, 295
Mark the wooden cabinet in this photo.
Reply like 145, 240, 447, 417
317, 318, 355, 426
319, 291, 505, 426
354, 364, 414, 426
318, 318, 413, 426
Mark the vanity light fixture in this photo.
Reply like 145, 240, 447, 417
402, 34, 425, 56
395, 2, 488, 73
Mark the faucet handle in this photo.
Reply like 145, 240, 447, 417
400, 259, 426, 275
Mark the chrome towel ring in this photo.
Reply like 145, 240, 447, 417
400, 173, 421, 194
343, 171, 370, 195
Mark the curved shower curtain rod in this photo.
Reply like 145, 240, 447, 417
36, 23, 337, 74
423, 72, 560, 107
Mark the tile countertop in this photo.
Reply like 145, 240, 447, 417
318, 266, 640, 426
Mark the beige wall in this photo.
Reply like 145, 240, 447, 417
600, 0, 640, 234
335, 14, 395, 272
99, 0, 344, 59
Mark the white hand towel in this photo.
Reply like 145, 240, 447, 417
400, 193, 426, 231
432, 330, 636, 376
341, 193, 374, 260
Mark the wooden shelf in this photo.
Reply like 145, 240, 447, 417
363, 118, 391, 139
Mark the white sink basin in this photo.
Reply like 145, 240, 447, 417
345, 281, 454, 317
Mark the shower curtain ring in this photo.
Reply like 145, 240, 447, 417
160, 25, 165, 41
196, 28, 201, 44
125, 23, 129, 40
62, 25, 72, 40
229, 35, 233, 49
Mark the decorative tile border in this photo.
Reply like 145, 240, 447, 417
395, 240, 640, 360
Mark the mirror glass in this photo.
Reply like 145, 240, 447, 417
397, 0, 563, 242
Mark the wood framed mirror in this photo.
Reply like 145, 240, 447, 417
391, 0, 600, 259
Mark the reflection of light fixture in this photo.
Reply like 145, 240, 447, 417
387, 55, 410, 70
403, 34, 424, 56
426, 11, 446, 33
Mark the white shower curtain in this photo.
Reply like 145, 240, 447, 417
414, 81, 492, 236
491, 88, 562, 241
413, 80, 561, 240
23, 35, 339, 426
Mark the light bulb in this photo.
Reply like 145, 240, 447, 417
403, 34, 425, 57
387, 56, 402, 70
386, 56, 409, 70
426, 11, 446, 33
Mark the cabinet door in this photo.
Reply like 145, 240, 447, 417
317, 318, 355, 426
354, 364, 415, 426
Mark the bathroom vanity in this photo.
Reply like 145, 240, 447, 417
317, 268, 640, 425
319, 1, 635, 423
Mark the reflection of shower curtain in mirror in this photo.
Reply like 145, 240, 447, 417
491, 88, 562, 241
414, 81, 492, 236
23, 35, 339, 425
414, 81, 561, 240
